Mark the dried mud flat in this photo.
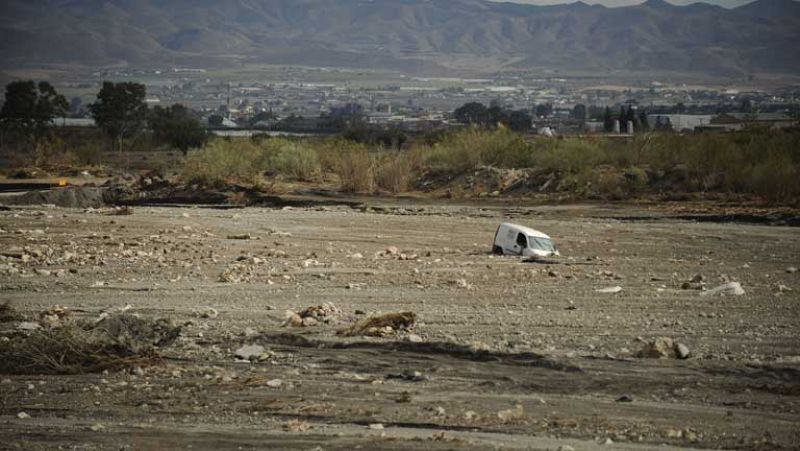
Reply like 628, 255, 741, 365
0, 202, 798, 450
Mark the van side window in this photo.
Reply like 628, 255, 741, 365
516, 233, 527, 248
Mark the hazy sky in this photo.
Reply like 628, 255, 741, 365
493, 0, 755, 7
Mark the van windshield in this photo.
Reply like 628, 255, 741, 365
529, 236, 555, 252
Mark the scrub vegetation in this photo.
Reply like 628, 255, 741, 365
175, 127, 800, 203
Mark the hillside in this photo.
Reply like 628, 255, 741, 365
0, 0, 799, 77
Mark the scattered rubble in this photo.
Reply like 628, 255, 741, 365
234, 344, 266, 361
496, 403, 524, 423
636, 337, 691, 359
700, 282, 745, 297
283, 303, 341, 327
386, 370, 429, 382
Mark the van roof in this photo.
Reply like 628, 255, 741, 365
500, 222, 552, 239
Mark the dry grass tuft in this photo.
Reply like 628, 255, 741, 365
337, 311, 417, 337
0, 314, 181, 375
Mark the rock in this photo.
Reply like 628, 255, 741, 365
682, 281, 704, 290
199, 307, 218, 319
17, 412, 31, 419
464, 411, 479, 421
674, 342, 691, 359
602, 438, 614, 445
347, 253, 364, 259
690, 274, 704, 283
497, 403, 524, 422
433, 406, 446, 417
557, 446, 575, 451
368, 423, 384, 430
226, 234, 251, 240
282, 310, 304, 328
89, 423, 105, 432
301, 317, 319, 327
636, 337, 674, 358
616, 395, 634, 402
385, 246, 399, 256
596, 286, 622, 294
234, 344, 265, 360
776, 284, 792, 293
266, 379, 283, 388
283, 419, 311, 432
386, 370, 429, 382
787, 267, 798, 274
700, 282, 744, 297
454, 278, 471, 289
17, 322, 42, 331
404, 333, 424, 343
242, 327, 257, 337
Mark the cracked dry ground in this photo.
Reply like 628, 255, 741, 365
0, 203, 798, 450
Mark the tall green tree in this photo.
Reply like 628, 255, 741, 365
507, 110, 532, 133
453, 102, 489, 126
625, 105, 637, 132
89, 82, 148, 153
535, 103, 553, 118
487, 105, 509, 127
150, 104, 207, 155
0, 80, 68, 145
571, 104, 587, 121
638, 110, 650, 132
603, 107, 614, 132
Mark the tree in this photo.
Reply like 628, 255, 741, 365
535, 103, 553, 118
453, 102, 489, 126
507, 110, 532, 133
603, 107, 614, 133
654, 116, 673, 132
638, 110, 650, 132
571, 104, 587, 121
487, 105, 508, 127
150, 104, 207, 155
625, 105, 637, 132
0, 80, 68, 144
89, 81, 147, 153
618, 106, 627, 131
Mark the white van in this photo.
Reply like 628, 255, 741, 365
492, 223, 560, 258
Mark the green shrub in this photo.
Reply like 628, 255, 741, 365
182, 139, 266, 187
70, 142, 104, 166
531, 138, 605, 174
260, 139, 320, 181
329, 141, 373, 192
375, 153, 413, 193
424, 127, 532, 173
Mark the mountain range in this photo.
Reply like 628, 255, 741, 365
1, 0, 799, 78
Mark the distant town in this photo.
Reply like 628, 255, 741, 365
55, 66, 800, 137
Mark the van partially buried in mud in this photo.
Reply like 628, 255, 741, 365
492, 222, 560, 258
